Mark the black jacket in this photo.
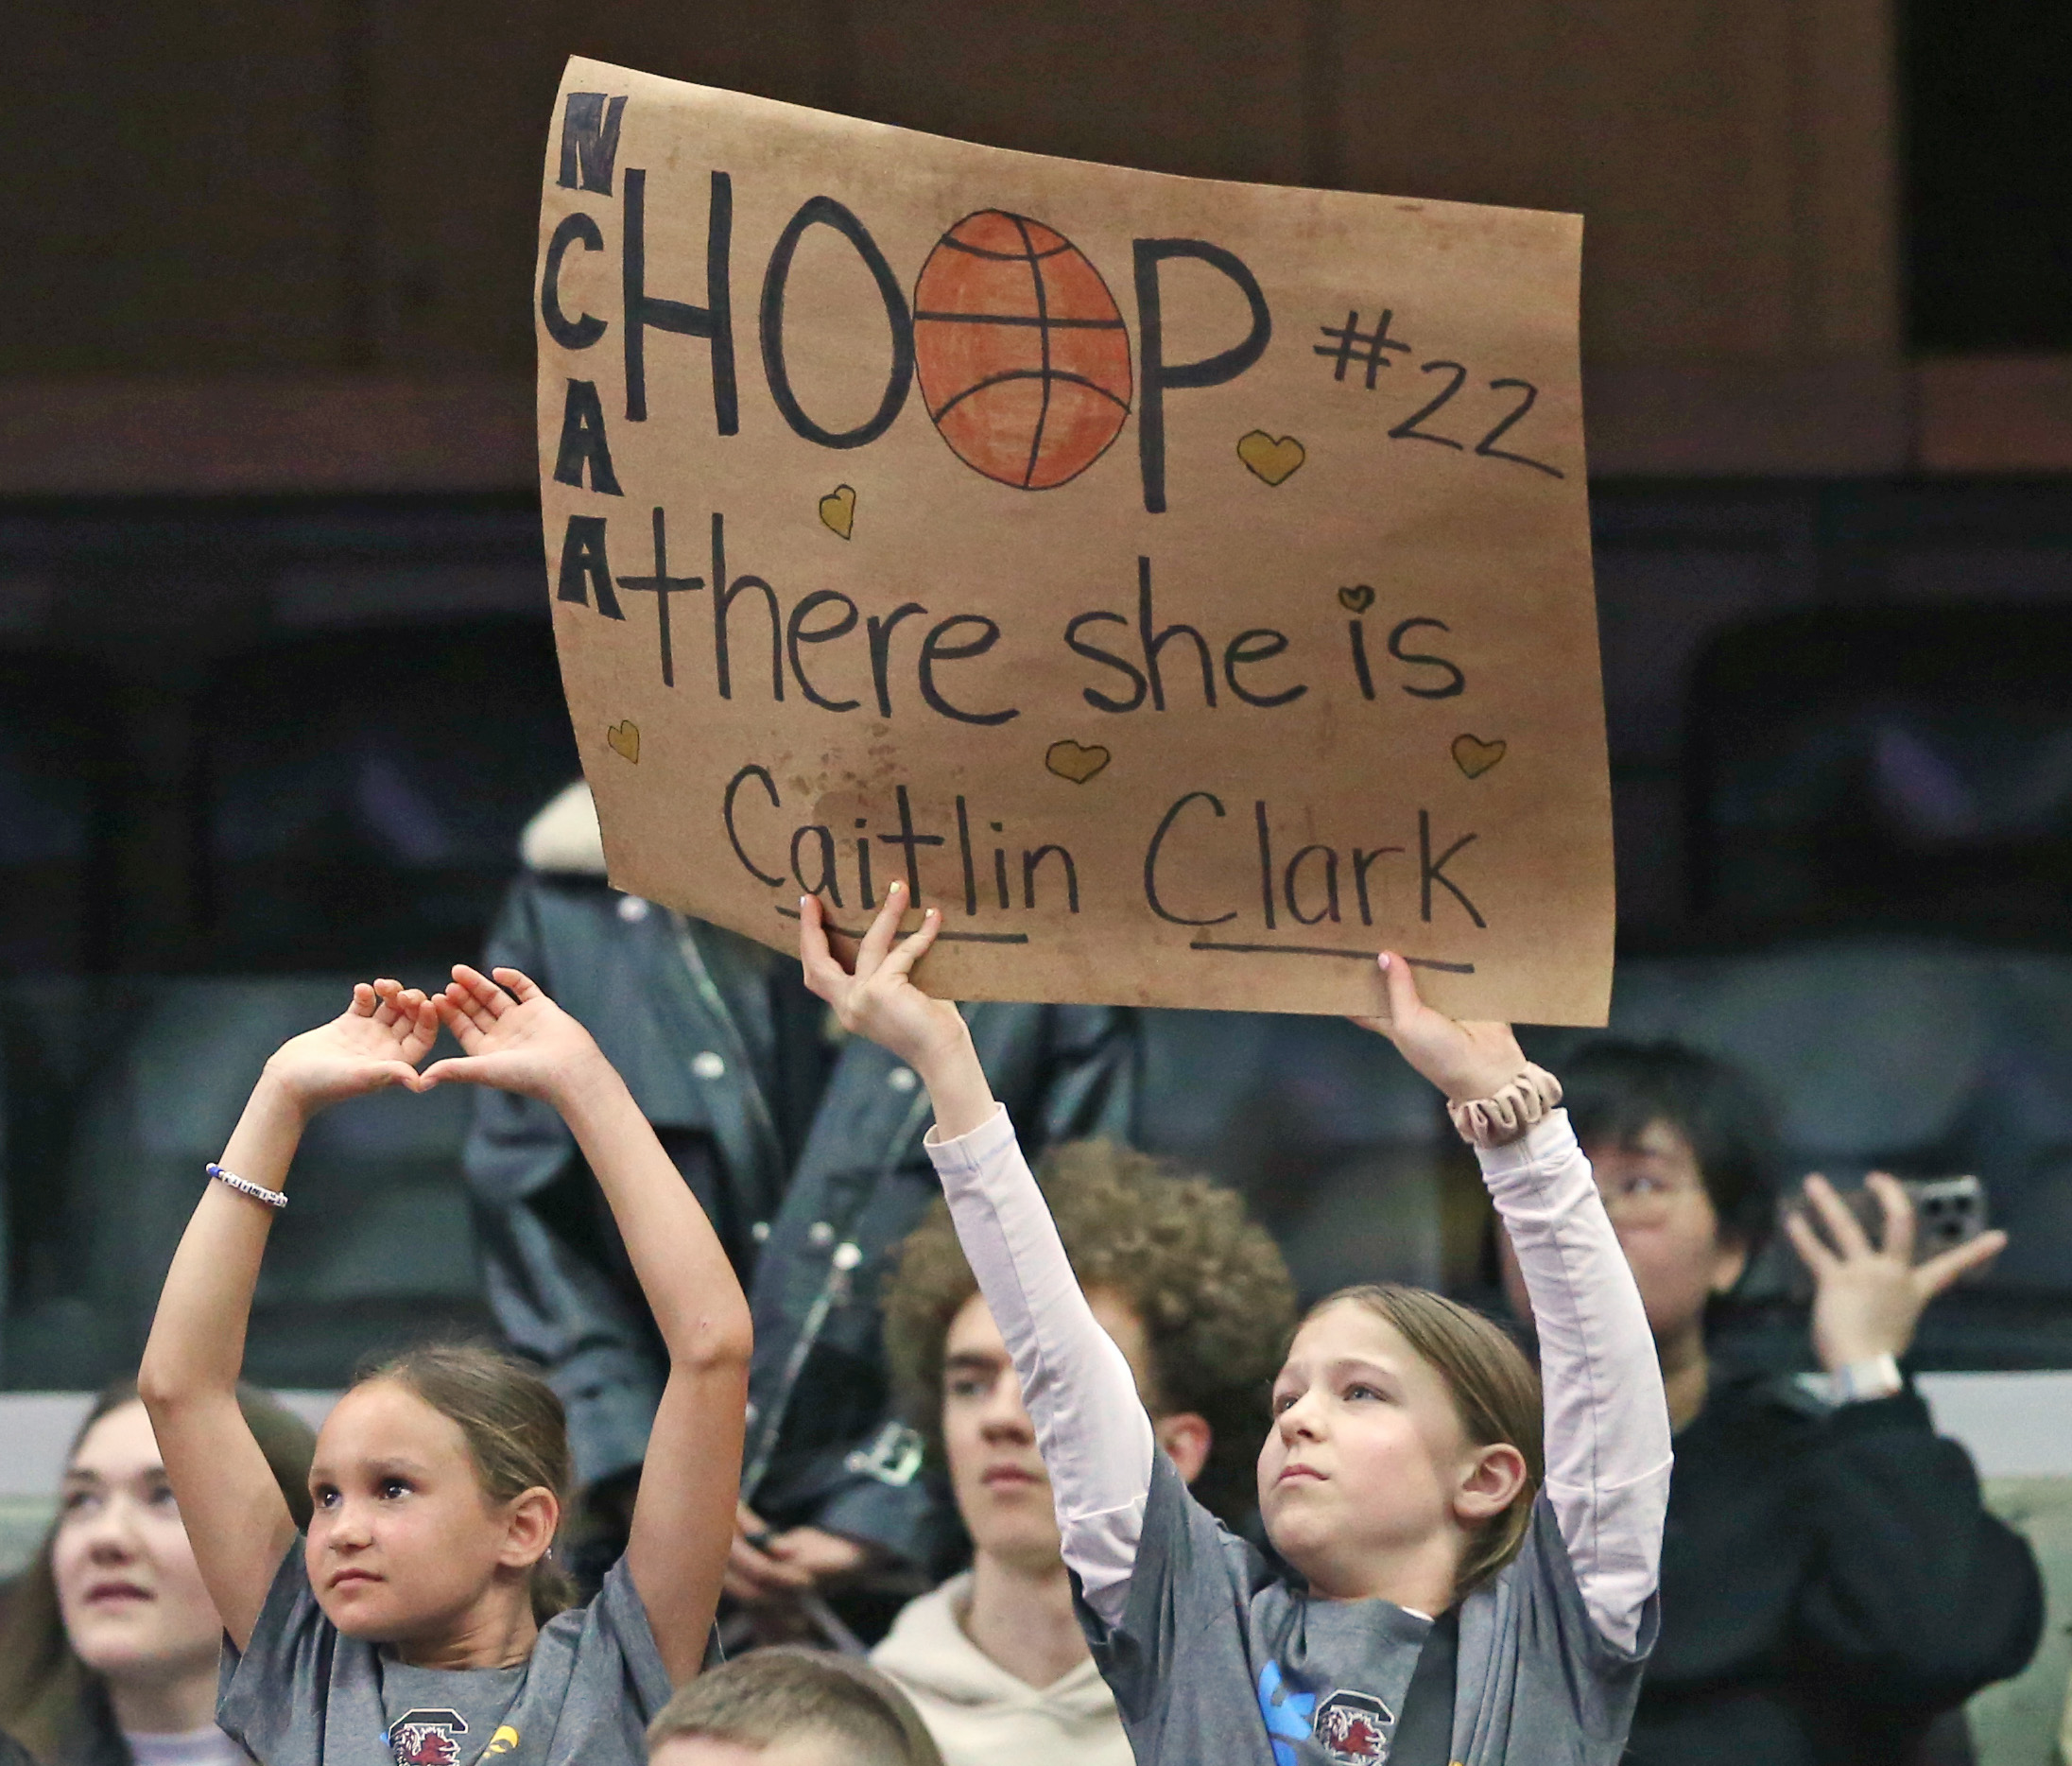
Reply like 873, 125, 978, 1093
462, 868, 1136, 1567
1629, 1374, 2044, 1766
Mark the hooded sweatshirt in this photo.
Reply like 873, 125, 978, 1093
872, 1572, 1133, 1766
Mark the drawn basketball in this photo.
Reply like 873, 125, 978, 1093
912, 211, 1132, 490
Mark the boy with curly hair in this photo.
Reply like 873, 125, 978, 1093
871, 1139, 1296, 1766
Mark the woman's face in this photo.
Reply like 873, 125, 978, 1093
53, 1400, 224, 1684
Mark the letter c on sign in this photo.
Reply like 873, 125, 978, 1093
1143, 790, 1237, 926
724, 764, 785, 886
542, 213, 609, 350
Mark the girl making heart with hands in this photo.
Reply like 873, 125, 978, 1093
140, 965, 750, 1766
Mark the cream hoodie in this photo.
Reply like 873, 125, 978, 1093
870, 1571, 1133, 1766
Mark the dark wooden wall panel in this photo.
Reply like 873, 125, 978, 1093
840, 0, 1310, 184
7, 1, 354, 374
361, 0, 831, 371
2, 0, 1901, 383
1333, 0, 1898, 366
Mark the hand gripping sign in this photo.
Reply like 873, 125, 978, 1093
538, 58, 1614, 1023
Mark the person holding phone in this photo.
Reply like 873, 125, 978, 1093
1496, 1040, 2044, 1766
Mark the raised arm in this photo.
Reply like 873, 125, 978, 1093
1477, 1109, 1668, 1651
423, 966, 750, 1686
139, 980, 440, 1650
799, 887, 1155, 1625
1356, 956, 1670, 1653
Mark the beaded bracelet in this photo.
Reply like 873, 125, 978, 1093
1446, 1065, 1563, 1150
207, 1163, 288, 1210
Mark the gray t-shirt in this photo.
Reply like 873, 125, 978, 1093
217, 1543, 671, 1766
1080, 1456, 1655, 1766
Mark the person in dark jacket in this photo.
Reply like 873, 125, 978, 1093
1499, 1040, 2043, 1766
462, 785, 1137, 1617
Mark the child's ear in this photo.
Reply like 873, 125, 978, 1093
1452, 1442, 1528, 1525
498, 1486, 561, 1569
1153, 1411, 1213, 1485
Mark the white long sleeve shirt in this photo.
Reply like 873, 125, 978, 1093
925, 1103, 1670, 1652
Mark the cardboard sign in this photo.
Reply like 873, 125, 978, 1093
537, 57, 1614, 1023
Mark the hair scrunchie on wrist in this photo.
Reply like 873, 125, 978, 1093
1447, 1064, 1563, 1149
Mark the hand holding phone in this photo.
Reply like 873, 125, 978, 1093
1783, 1171, 2008, 1373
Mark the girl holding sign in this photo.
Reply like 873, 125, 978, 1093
138, 966, 751, 1766
800, 881, 1669, 1766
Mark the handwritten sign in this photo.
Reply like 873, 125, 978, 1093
538, 58, 1614, 1023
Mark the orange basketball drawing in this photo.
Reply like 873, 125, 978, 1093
913, 211, 1132, 490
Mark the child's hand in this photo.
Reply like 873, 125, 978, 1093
420, 965, 607, 1106
800, 886, 968, 1078
260, 980, 439, 1114
1350, 951, 1527, 1103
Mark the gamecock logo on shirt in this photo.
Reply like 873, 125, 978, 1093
388, 1708, 469, 1766
1313, 1688, 1395, 1763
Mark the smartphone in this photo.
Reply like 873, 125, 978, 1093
1778, 1174, 1990, 1300
1903, 1175, 1992, 1263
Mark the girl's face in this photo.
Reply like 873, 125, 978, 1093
306, 1378, 552, 1646
54, 1400, 224, 1684
1258, 1302, 1513, 1601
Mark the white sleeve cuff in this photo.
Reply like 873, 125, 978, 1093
924, 1099, 1018, 1168
1475, 1108, 1582, 1189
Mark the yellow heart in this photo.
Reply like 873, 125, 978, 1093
606, 720, 640, 764
819, 484, 856, 539
1338, 583, 1374, 614
1237, 431, 1305, 486
1452, 734, 1506, 779
1045, 739, 1111, 785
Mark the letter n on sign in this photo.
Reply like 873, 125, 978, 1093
560, 93, 628, 194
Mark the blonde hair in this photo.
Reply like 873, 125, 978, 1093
356, 1342, 576, 1621
1306, 1284, 1545, 1594
647, 1647, 943, 1766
